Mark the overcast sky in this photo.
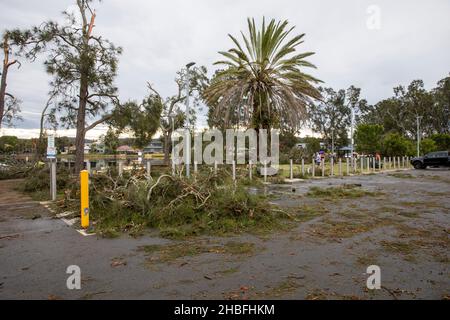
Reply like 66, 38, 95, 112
1, 0, 449, 138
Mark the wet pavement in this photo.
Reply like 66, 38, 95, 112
0, 169, 449, 300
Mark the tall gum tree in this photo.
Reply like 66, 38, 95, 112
0, 33, 22, 128
10, 0, 122, 173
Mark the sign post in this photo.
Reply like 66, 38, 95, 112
47, 135, 57, 201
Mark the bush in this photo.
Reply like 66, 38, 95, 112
381, 133, 414, 156
430, 133, 450, 151
420, 138, 438, 155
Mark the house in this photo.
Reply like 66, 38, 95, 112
143, 140, 163, 154
117, 145, 136, 154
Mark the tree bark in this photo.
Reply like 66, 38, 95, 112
163, 130, 170, 165
0, 39, 10, 129
74, 74, 88, 174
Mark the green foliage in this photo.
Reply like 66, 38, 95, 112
360, 76, 449, 137
0, 135, 19, 153
308, 86, 365, 149
381, 132, 414, 156
420, 138, 438, 155
111, 94, 162, 148
62, 169, 286, 238
354, 124, 384, 154
204, 17, 321, 130
430, 133, 450, 151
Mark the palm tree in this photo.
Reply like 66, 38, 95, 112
204, 18, 322, 131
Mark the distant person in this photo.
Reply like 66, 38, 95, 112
316, 153, 321, 166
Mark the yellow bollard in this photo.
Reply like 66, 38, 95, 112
80, 170, 89, 229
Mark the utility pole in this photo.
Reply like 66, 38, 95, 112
184, 62, 195, 178
350, 107, 355, 168
416, 116, 422, 157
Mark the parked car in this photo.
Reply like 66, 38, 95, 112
411, 151, 450, 169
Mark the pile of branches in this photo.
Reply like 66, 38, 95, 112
69, 167, 283, 237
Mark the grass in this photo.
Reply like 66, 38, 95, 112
254, 279, 301, 298
139, 240, 257, 264
306, 185, 382, 199
388, 173, 415, 179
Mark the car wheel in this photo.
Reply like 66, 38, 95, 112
413, 162, 424, 169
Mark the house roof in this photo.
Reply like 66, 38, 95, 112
117, 145, 135, 152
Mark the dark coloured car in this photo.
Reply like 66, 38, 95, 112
411, 151, 450, 169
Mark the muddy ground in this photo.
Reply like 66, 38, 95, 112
0, 169, 449, 300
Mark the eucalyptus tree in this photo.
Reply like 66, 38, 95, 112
0, 33, 22, 128
10, 0, 122, 173
146, 66, 208, 164
307, 87, 352, 150
204, 18, 321, 132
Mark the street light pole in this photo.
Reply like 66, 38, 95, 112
350, 107, 355, 168
184, 62, 195, 178
416, 116, 422, 157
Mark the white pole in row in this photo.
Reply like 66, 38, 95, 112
232, 160, 236, 181
290, 159, 293, 180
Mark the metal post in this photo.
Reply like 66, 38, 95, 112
367, 157, 370, 173
86, 160, 91, 174
321, 158, 325, 177
290, 159, 293, 180
232, 160, 236, 181
339, 158, 342, 176
146, 161, 151, 178
214, 160, 217, 175
118, 161, 123, 176
373, 156, 376, 171
194, 161, 198, 174
330, 157, 334, 176
51, 159, 56, 201
312, 158, 315, 177
346, 158, 349, 176
301, 158, 305, 176
264, 161, 267, 183
416, 116, 422, 157
360, 157, 364, 173
249, 160, 252, 180
80, 170, 89, 229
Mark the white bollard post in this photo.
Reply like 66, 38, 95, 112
346, 158, 349, 176
214, 160, 217, 175
360, 157, 364, 174
86, 161, 91, 174
232, 160, 236, 181
290, 159, 293, 180
118, 161, 123, 176
373, 156, 376, 171
366, 157, 370, 173
312, 158, 315, 177
301, 158, 305, 176
194, 161, 198, 174
264, 161, 267, 183
339, 158, 342, 176
321, 158, 325, 177
330, 157, 334, 176
146, 161, 151, 178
